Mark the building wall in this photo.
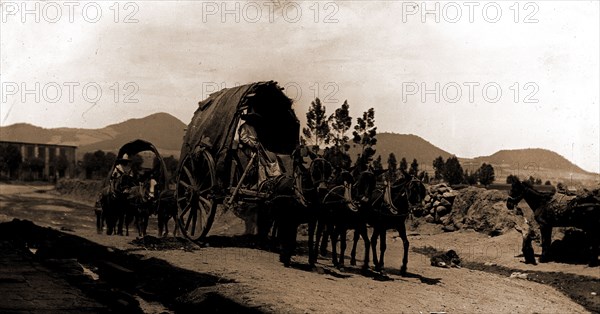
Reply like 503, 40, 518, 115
0, 141, 77, 180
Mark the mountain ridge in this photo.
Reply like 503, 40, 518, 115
1, 113, 597, 182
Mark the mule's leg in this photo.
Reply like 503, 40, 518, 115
315, 220, 326, 256
157, 212, 165, 237
308, 219, 317, 267
320, 223, 331, 256
278, 220, 296, 267
338, 227, 347, 269
350, 229, 360, 266
371, 228, 380, 270
331, 226, 339, 267
117, 210, 125, 236
398, 223, 409, 276
378, 229, 387, 272
539, 225, 552, 263
360, 225, 370, 270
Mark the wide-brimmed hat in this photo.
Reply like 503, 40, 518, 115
117, 153, 132, 163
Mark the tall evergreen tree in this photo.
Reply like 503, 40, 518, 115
478, 163, 495, 186
387, 153, 398, 182
302, 98, 330, 148
327, 100, 352, 148
432, 156, 445, 180
409, 158, 419, 176
443, 156, 464, 185
399, 157, 408, 174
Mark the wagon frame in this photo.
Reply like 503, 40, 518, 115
176, 81, 300, 241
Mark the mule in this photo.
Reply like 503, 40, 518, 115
156, 189, 179, 237
260, 149, 321, 267
506, 180, 600, 266
320, 170, 374, 270
353, 175, 426, 275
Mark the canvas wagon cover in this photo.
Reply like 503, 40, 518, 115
104, 139, 168, 190
180, 81, 300, 160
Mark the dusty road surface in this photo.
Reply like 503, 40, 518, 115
0, 182, 598, 313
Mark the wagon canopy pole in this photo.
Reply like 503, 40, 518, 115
227, 152, 257, 206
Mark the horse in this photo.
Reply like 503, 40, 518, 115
353, 174, 426, 275
320, 169, 374, 270
506, 180, 600, 266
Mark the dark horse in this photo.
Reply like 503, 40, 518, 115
506, 180, 600, 266
353, 174, 426, 275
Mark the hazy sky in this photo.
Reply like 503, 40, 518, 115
1, 1, 599, 172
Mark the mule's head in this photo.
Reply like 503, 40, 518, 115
406, 175, 426, 206
507, 179, 526, 210
308, 158, 333, 192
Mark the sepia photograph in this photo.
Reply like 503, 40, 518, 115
1, 1, 599, 312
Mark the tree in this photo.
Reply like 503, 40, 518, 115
302, 98, 330, 148
506, 174, 520, 184
443, 156, 464, 185
478, 163, 495, 186
387, 153, 398, 182
162, 155, 179, 178
327, 100, 352, 148
82, 150, 115, 179
409, 158, 419, 176
535, 178, 542, 185
399, 157, 408, 173
0, 143, 22, 179
53, 155, 69, 177
23, 157, 45, 180
432, 156, 445, 180
419, 171, 430, 183
544, 180, 552, 185
352, 108, 377, 158
372, 155, 383, 171
464, 170, 478, 185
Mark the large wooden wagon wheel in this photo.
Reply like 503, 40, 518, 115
176, 149, 217, 241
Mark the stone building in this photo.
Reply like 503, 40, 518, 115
0, 141, 77, 180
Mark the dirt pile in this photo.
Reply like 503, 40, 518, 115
55, 179, 104, 203
438, 187, 522, 236
418, 183, 458, 223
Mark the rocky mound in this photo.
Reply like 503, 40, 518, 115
440, 187, 523, 236
418, 183, 458, 223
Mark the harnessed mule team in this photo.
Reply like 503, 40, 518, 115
96, 81, 599, 273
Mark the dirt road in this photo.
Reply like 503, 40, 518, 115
0, 183, 598, 313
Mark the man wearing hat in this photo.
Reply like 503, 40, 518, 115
112, 153, 133, 178
111, 153, 135, 194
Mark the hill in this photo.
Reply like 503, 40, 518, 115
462, 149, 597, 185
473, 149, 589, 174
350, 132, 453, 169
0, 112, 186, 158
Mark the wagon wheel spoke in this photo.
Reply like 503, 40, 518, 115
199, 195, 212, 211
182, 165, 196, 186
179, 180, 192, 189
185, 207, 194, 230
180, 202, 192, 217
190, 207, 198, 236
